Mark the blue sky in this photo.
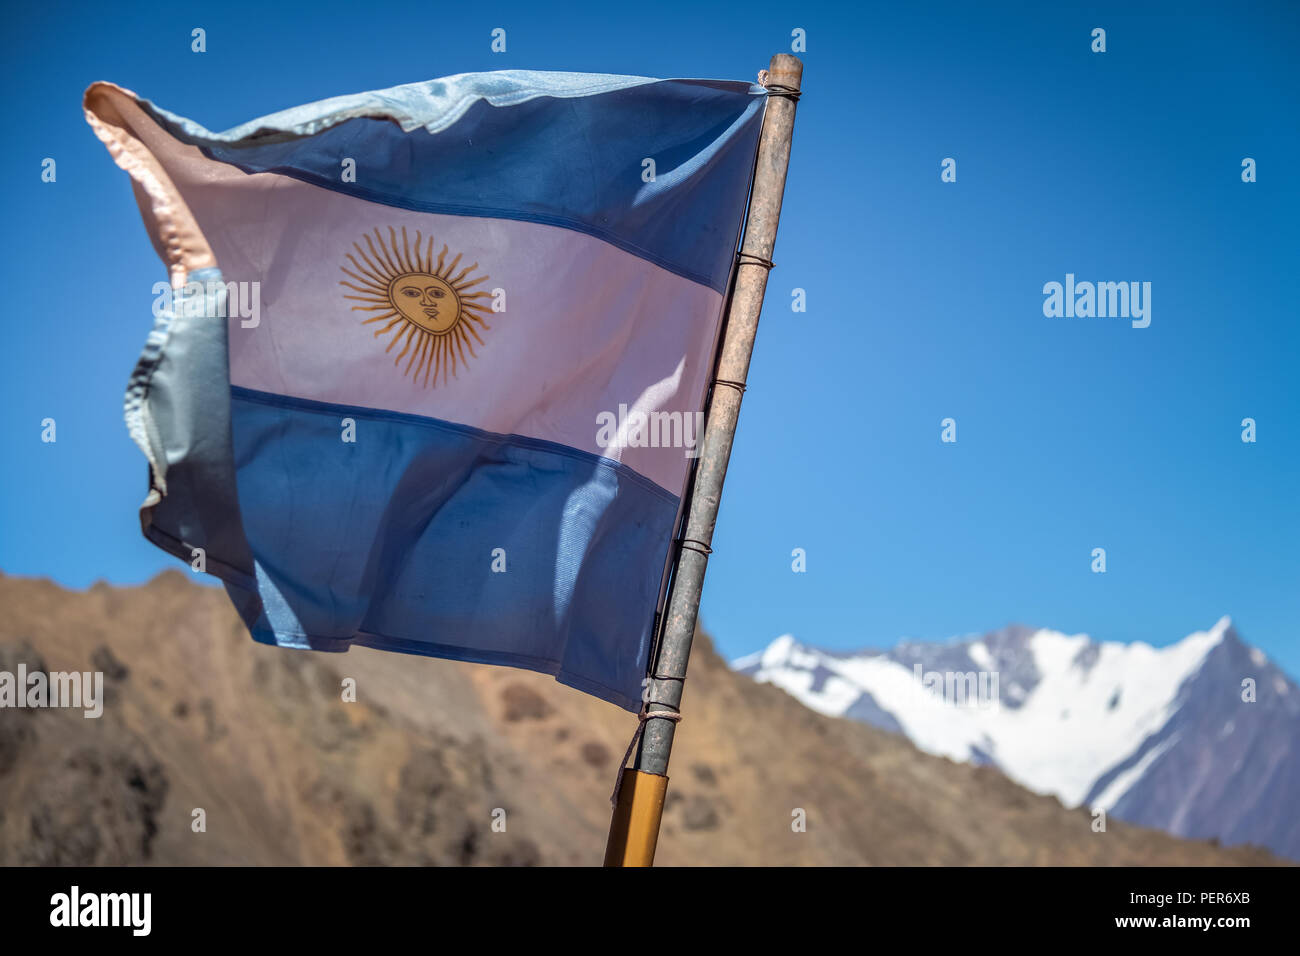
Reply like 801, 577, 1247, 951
2, 1, 1297, 675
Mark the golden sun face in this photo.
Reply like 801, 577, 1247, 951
339, 226, 491, 387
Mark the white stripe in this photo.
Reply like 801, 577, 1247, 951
181, 167, 723, 495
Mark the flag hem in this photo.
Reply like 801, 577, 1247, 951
247, 625, 641, 712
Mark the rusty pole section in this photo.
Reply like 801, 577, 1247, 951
604, 53, 802, 867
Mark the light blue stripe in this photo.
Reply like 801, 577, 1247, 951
224, 386, 678, 711
137, 72, 766, 292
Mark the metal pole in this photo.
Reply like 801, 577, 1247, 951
604, 52, 802, 867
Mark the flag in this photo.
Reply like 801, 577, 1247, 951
86, 70, 766, 711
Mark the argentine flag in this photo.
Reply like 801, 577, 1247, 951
86, 70, 766, 711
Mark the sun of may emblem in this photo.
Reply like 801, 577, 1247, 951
339, 226, 492, 387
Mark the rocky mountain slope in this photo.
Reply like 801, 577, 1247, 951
0, 571, 1280, 865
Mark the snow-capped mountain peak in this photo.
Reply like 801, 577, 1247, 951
734, 618, 1300, 860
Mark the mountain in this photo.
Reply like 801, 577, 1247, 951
0, 570, 1282, 865
734, 618, 1300, 860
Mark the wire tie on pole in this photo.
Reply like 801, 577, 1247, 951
712, 378, 748, 394
610, 703, 683, 807
677, 537, 713, 557
736, 251, 775, 270
763, 82, 802, 101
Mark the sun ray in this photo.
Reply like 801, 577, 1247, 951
437, 338, 450, 386
427, 339, 441, 387
452, 329, 470, 369
394, 324, 418, 364
342, 261, 385, 288
409, 230, 423, 272
413, 334, 432, 381
340, 277, 379, 295
448, 261, 478, 285
369, 229, 401, 277
370, 315, 404, 336
386, 322, 415, 355
344, 253, 386, 284
362, 235, 391, 281
387, 227, 406, 274
402, 329, 426, 374
341, 262, 384, 283
362, 230, 387, 271
352, 243, 388, 281
392, 227, 416, 276
391, 233, 410, 275
455, 328, 474, 358
341, 281, 389, 297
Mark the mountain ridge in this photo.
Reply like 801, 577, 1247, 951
735, 619, 1300, 860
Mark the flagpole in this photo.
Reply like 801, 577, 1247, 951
604, 52, 803, 867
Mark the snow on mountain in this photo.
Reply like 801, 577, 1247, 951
733, 618, 1300, 860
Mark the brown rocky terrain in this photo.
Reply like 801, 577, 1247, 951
0, 570, 1280, 865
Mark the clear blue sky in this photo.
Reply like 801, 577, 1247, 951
2, 2, 1297, 675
